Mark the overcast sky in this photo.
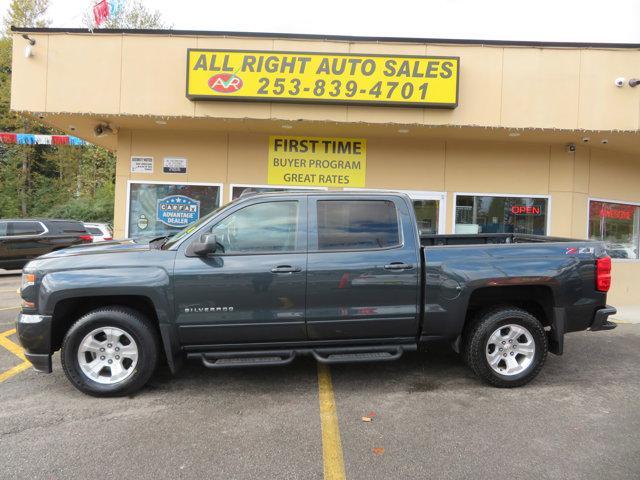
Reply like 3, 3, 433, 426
1, 0, 639, 43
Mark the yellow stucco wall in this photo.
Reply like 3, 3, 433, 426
11, 32, 640, 131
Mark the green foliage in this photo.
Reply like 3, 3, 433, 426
0, 0, 124, 224
3, 0, 50, 34
44, 182, 115, 223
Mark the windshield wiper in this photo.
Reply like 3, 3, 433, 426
149, 235, 173, 249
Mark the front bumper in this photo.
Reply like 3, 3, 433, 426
590, 305, 617, 332
16, 313, 53, 373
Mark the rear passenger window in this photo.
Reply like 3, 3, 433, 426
86, 227, 102, 235
316, 200, 400, 251
0, 222, 6, 236
9, 222, 44, 236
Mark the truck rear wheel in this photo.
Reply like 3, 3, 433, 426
463, 307, 548, 388
61, 307, 159, 397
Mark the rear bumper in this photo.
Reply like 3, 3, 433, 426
590, 305, 617, 332
15, 313, 53, 373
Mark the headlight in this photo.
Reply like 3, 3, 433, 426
21, 273, 36, 290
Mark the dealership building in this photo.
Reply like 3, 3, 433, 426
9, 27, 640, 319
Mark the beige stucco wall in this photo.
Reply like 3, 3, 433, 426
11, 32, 640, 131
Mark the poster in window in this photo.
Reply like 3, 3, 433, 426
128, 183, 220, 238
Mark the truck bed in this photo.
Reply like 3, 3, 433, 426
420, 233, 581, 247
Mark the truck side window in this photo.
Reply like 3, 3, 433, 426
210, 201, 299, 253
0, 221, 6, 236
317, 200, 400, 251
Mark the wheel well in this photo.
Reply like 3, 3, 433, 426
465, 285, 554, 329
51, 295, 160, 352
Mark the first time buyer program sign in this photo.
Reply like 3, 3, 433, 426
268, 136, 366, 188
186, 50, 459, 107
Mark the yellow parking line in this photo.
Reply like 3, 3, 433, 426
0, 361, 30, 383
0, 306, 20, 311
0, 329, 27, 361
0, 328, 31, 383
0, 289, 19, 293
317, 363, 346, 480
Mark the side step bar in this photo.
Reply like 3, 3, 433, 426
187, 344, 416, 369
312, 345, 410, 364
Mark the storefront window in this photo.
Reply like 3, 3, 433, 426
589, 200, 640, 259
413, 200, 439, 235
128, 182, 221, 238
455, 195, 548, 235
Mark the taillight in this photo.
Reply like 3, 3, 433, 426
596, 256, 612, 292
104, 237, 113, 241
79, 234, 93, 242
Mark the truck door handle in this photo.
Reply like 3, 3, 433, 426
384, 262, 414, 270
270, 265, 302, 273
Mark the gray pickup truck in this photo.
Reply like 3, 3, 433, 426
17, 192, 616, 396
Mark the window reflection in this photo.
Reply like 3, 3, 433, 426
317, 200, 400, 250
211, 201, 299, 253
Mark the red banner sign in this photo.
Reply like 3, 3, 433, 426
590, 202, 636, 221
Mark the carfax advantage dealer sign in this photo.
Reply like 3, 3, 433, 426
186, 50, 459, 107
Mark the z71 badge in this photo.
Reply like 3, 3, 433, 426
566, 246, 595, 255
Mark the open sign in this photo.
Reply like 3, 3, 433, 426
511, 205, 542, 215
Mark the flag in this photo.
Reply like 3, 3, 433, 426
93, 0, 109, 26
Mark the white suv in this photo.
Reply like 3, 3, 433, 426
83, 223, 113, 242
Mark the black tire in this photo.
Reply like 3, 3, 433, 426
462, 306, 548, 388
61, 307, 159, 397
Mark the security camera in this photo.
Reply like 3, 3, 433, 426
601, 139, 609, 145
615, 77, 626, 87
581, 137, 590, 143
566, 143, 576, 153
93, 123, 117, 137
629, 78, 640, 88
94, 124, 106, 137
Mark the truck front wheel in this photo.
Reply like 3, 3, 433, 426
61, 307, 159, 397
463, 307, 548, 388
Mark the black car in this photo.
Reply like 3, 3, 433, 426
0, 219, 92, 270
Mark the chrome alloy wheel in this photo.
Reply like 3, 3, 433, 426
485, 324, 536, 376
77, 327, 139, 385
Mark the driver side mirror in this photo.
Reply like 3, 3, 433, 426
189, 234, 219, 256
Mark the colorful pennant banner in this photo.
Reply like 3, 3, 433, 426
93, 0, 125, 27
0, 133, 89, 146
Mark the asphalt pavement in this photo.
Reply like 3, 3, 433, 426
1, 271, 639, 479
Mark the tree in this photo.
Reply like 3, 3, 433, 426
0, 0, 120, 222
0, 1, 51, 216
2, 0, 49, 35
83, 0, 171, 29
